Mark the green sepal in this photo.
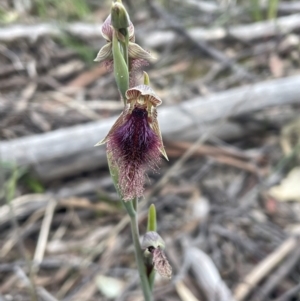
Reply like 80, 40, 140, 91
143, 71, 150, 86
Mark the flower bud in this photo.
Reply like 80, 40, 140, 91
141, 232, 172, 279
111, 2, 130, 30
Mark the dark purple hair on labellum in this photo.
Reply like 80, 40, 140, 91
107, 107, 161, 200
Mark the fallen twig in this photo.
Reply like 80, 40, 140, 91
252, 247, 300, 301
1, 14, 300, 45
33, 199, 57, 265
234, 237, 299, 301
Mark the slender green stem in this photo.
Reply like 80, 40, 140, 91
121, 28, 129, 68
130, 212, 152, 301
148, 270, 155, 291
133, 197, 138, 211
122, 199, 135, 217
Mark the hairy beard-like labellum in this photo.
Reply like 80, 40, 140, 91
152, 247, 172, 279
108, 107, 161, 200
97, 85, 167, 201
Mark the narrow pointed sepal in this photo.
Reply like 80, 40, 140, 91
94, 139, 106, 146
94, 43, 113, 62
151, 109, 168, 161
128, 42, 155, 62
94, 111, 126, 147
159, 146, 168, 161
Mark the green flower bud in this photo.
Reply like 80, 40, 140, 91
111, 2, 130, 30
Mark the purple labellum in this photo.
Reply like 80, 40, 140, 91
107, 107, 161, 200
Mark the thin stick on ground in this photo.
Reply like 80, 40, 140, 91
33, 198, 57, 265
234, 237, 299, 301
252, 247, 300, 301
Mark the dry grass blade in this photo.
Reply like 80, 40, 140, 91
34, 199, 57, 265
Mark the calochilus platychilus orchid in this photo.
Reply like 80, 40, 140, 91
96, 83, 168, 201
